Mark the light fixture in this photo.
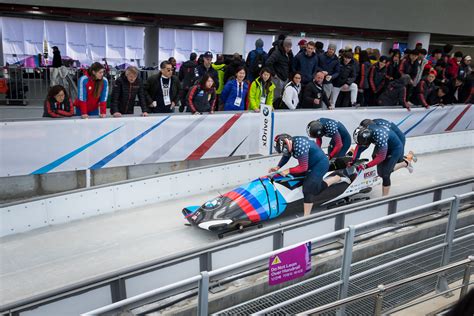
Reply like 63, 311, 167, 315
114, 16, 131, 22
27, 10, 45, 15
193, 22, 211, 27
32, 6, 39, 10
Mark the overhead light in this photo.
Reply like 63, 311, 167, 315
267, 29, 279, 32
114, 16, 131, 22
32, 6, 39, 10
27, 10, 45, 15
193, 22, 211, 27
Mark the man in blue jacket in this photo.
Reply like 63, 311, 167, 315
294, 41, 319, 86
318, 43, 340, 109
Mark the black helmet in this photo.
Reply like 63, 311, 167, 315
353, 127, 372, 146
274, 134, 293, 154
359, 119, 374, 128
307, 120, 324, 138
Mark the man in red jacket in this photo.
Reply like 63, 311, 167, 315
447, 51, 463, 79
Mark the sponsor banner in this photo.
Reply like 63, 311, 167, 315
258, 104, 274, 156
0, 105, 472, 177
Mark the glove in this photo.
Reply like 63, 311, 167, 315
356, 164, 367, 172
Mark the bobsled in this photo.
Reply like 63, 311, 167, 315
182, 157, 381, 233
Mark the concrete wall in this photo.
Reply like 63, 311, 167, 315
4, 0, 474, 37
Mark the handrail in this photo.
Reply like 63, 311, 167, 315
295, 256, 474, 315
1, 179, 472, 314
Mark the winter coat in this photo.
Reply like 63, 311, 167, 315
246, 48, 268, 82
211, 63, 226, 94
399, 58, 418, 81
195, 64, 220, 90
281, 81, 301, 110
317, 53, 341, 82
294, 52, 319, 84
220, 79, 249, 111
43, 97, 74, 118
110, 72, 147, 114
178, 59, 198, 91
76, 74, 109, 115
301, 81, 330, 108
265, 45, 291, 80
369, 63, 388, 93
333, 60, 357, 88
52, 51, 62, 68
144, 73, 181, 113
377, 79, 408, 108
414, 79, 436, 108
357, 61, 372, 90
386, 60, 401, 80
186, 85, 216, 113
447, 57, 460, 79
50, 66, 78, 101
224, 60, 246, 83
248, 77, 276, 110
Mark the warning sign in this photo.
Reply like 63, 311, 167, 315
268, 242, 311, 286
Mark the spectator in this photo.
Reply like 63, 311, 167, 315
377, 74, 412, 110
387, 49, 402, 81
211, 54, 226, 104
399, 49, 419, 82
294, 41, 319, 85
368, 56, 389, 106
357, 50, 372, 106
43, 85, 74, 118
187, 74, 217, 114
371, 49, 381, 64
458, 55, 472, 79
315, 41, 324, 55
414, 70, 437, 108
353, 46, 362, 62
301, 71, 331, 109
415, 42, 423, 51
76, 62, 109, 119
268, 34, 286, 57
266, 37, 293, 99
295, 39, 307, 57
110, 66, 148, 117
414, 49, 429, 86
195, 51, 219, 90
281, 72, 302, 110
428, 86, 450, 106
318, 43, 340, 107
52, 46, 62, 68
178, 52, 198, 112
168, 57, 177, 76
443, 44, 454, 56
246, 38, 268, 82
332, 51, 358, 107
447, 51, 463, 79
433, 60, 448, 86
145, 61, 181, 113
224, 53, 246, 83
447, 74, 474, 104
220, 66, 249, 111
248, 67, 275, 111
428, 48, 443, 66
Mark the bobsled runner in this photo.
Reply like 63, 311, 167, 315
182, 157, 381, 233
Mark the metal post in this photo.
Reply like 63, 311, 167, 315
435, 195, 460, 294
459, 256, 474, 299
86, 169, 91, 188
273, 230, 284, 250
374, 285, 386, 316
198, 271, 209, 316
336, 225, 356, 316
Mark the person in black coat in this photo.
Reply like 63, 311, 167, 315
110, 66, 148, 117
194, 51, 219, 90
145, 61, 181, 113
301, 71, 332, 109
331, 51, 358, 107
377, 74, 412, 110
265, 38, 293, 99
52, 46, 62, 68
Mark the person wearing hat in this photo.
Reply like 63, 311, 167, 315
265, 37, 293, 99
447, 51, 463, 80
318, 43, 341, 108
246, 38, 268, 82
414, 70, 437, 108
295, 39, 307, 58
194, 51, 219, 90
459, 55, 472, 79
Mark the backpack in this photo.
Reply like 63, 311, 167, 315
250, 51, 266, 79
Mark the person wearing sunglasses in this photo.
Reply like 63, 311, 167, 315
145, 61, 181, 113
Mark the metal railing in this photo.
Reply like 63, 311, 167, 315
80, 191, 474, 316
295, 256, 474, 316
1, 179, 472, 315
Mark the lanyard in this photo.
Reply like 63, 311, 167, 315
236, 80, 243, 98
161, 77, 171, 96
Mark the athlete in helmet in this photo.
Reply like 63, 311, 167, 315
269, 134, 350, 216
352, 124, 412, 196
306, 118, 351, 159
359, 118, 417, 168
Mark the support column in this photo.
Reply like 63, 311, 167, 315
0, 21, 4, 66
407, 32, 430, 50
144, 26, 159, 68
223, 19, 247, 56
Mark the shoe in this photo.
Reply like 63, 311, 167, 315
351, 102, 360, 108
405, 159, 414, 173
406, 150, 418, 163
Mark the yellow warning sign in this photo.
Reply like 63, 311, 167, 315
271, 256, 281, 265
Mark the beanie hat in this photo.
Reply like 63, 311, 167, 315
283, 38, 292, 48
298, 39, 307, 46
429, 70, 437, 76
255, 38, 264, 48
328, 43, 337, 51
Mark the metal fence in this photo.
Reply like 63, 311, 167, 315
81, 191, 474, 315
0, 66, 159, 105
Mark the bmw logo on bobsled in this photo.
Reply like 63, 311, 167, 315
182, 157, 381, 233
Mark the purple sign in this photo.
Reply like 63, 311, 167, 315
269, 242, 311, 286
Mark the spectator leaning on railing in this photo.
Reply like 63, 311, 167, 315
43, 85, 74, 118
145, 61, 181, 113
248, 67, 275, 111
110, 66, 148, 117
220, 66, 249, 111
76, 62, 109, 119
186, 73, 217, 114
280, 71, 302, 110
301, 71, 331, 109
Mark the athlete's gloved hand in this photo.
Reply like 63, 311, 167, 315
268, 166, 280, 173
356, 164, 367, 173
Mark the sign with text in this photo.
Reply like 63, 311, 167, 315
258, 103, 274, 156
269, 242, 311, 286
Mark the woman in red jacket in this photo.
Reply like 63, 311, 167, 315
76, 62, 109, 119
43, 85, 74, 118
